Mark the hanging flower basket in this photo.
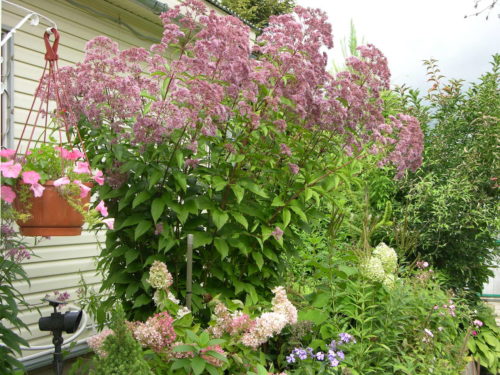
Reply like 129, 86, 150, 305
13, 181, 93, 236
0, 29, 113, 236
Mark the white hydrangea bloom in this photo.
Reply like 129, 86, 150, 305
373, 242, 398, 273
382, 274, 396, 289
360, 256, 386, 282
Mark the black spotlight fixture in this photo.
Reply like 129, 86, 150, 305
38, 298, 83, 375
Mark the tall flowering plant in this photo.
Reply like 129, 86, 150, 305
60, 0, 423, 320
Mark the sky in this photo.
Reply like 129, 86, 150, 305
296, 0, 500, 92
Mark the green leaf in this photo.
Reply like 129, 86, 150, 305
211, 209, 229, 230
193, 231, 213, 249
173, 172, 187, 192
256, 365, 268, 375
231, 184, 245, 203
191, 357, 206, 375
212, 176, 227, 191
116, 214, 143, 230
132, 294, 151, 308
252, 252, 264, 270
271, 195, 285, 206
282, 208, 291, 228
151, 198, 166, 223
174, 150, 183, 169
135, 220, 151, 240
231, 212, 248, 229
148, 170, 163, 190
290, 205, 308, 222
132, 191, 152, 209
214, 238, 229, 259
299, 308, 329, 325
172, 344, 197, 353
240, 180, 269, 198
125, 249, 139, 266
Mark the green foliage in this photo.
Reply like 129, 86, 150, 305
221, 0, 295, 28
23, 142, 63, 181
285, 247, 470, 374
79, 110, 371, 322
91, 305, 152, 375
0, 221, 33, 374
392, 54, 500, 294
467, 303, 500, 373
0, 256, 30, 374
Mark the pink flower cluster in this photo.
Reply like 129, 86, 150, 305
208, 286, 297, 349
58, 0, 423, 177
88, 329, 114, 357
132, 311, 176, 353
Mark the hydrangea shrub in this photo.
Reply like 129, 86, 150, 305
61, 0, 423, 319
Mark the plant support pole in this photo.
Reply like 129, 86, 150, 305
186, 234, 193, 309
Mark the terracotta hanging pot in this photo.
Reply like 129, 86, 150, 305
14, 181, 92, 236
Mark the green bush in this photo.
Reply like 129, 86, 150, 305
391, 55, 500, 294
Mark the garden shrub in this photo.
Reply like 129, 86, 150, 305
61, 0, 423, 321
90, 305, 152, 375
284, 245, 472, 375
391, 55, 500, 294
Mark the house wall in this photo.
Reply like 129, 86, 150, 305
1, 0, 163, 363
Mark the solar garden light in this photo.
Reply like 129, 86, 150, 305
38, 298, 82, 375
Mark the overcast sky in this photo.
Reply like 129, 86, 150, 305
296, 0, 499, 92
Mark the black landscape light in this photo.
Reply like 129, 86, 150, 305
38, 298, 83, 375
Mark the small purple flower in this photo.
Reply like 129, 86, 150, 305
337, 350, 345, 360
329, 340, 337, 350
330, 358, 340, 367
286, 354, 295, 363
315, 351, 324, 361
339, 332, 354, 343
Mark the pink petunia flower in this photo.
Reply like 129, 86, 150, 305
74, 180, 91, 198
95, 200, 108, 217
0, 149, 15, 159
102, 218, 114, 230
92, 170, 105, 185
30, 183, 45, 197
1, 185, 16, 203
22, 171, 41, 185
73, 161, 91, 174
0, 161, 22, 178
53, 176, 70, 187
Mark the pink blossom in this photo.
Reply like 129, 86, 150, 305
472, 330, 478, 336
271, 226, 284, 241
102, 218, 114, 230
53, 176, 70, 186
473, 319, 483, 327
58, 147, 84, 160
95, 200, 108, 217
0, 161, 22, 178
0, 148, 15, 159
280, 143, 292, 157
1, 185, 16, 203
30, 183, 45, 197
73, 161, 91, 174
288, 163, 299, 175
88, 329, 114, 357
92, 170, 105, 185
22, 171, 41, 185
73, 180, 91, 198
